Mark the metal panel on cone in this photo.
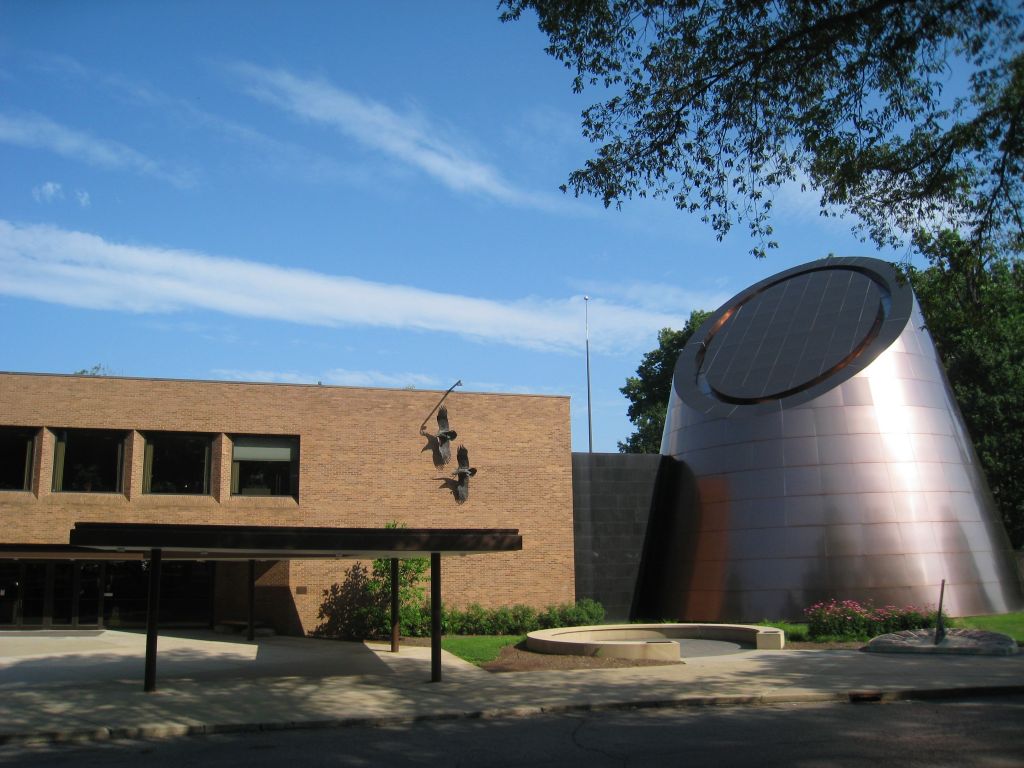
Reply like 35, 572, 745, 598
660, 257, 1024, 621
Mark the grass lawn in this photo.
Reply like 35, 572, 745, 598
437, 613, 1024, 661
760, 612, 1024, 644
441, 635, 525, 665
954, 612, 1024, 642
757, 620, 809, 641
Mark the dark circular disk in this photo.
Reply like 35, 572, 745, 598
702, 269, 885, 403
673, 257, 914, 418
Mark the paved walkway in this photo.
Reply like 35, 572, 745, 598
1, 630, 1022, 744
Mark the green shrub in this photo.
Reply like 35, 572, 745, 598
313, 522, 429, 640
509, 604, 540, 634
804, 599, 944, 640
539, 597, 605, 628
399, 603, 431, 637
430, 600, 599, 638
315, 536, 606, 640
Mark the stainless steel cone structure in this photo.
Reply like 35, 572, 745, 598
660, 257, 1024, 621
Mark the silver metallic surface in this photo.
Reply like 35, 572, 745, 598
661, 257, 1024, 621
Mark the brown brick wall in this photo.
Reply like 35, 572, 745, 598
0, 373, 576, 633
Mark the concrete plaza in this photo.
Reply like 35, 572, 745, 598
1, 630, 1022, 744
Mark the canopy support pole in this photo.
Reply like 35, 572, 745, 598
430, 552, 441, 682
144, 548, 162, 693
390, 558, 400, 653
247, 559, 256, 642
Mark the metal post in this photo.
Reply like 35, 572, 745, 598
585, 295, 593, 453
390, 558, 400, 653
430, 553, 441, 683
144, 548, 162, 693
934, 578, 946, 645
247, 559, 256, 642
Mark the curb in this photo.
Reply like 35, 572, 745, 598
3, 685, 1023, 747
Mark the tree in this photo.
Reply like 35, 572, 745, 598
73, 364, 111, 376
314, 521, 428, 639
501, 1, 1024, 258
906, 231, 1024, 549
619, 309, 710, 453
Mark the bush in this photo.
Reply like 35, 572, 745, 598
804, 599, 944, 640
538, 597, 605, 629
313, 522, 429, 640
435, 600, 599, 637
314, 529, 605, 640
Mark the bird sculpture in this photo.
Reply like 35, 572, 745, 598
452, 444, 477, 503
421, 405, 458, 466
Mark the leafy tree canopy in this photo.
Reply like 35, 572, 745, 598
73, 364, 111, 376
619, 309, 710, 453
906, 231, 1024, 548
501, 1, 1024, 258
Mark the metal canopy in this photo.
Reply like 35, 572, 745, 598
60, 522, 523, 691
68, 522, 523, 559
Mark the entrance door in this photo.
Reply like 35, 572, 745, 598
52, 563, 74, 626
77, 562, 102, 626
20, 563, 46, 625
0, 560, 107, 629
0, 563, 18, 625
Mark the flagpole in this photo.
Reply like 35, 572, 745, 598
585, 295, 593, 453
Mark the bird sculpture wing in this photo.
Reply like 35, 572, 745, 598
437, 406, 451, 434
450, 445, 475, 502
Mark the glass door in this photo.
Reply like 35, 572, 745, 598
0, 563, 18, 625
20, 563, 46, 626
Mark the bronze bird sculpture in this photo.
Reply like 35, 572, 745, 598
421, 405, 458, 466
452, 444, 477, 503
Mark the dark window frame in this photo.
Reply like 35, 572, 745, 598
230, 435, 299, 499
142, 431, 214, 495
51, 428, 127, 494
0, 426, 37, 492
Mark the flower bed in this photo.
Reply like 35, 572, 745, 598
805, 599, 942, 640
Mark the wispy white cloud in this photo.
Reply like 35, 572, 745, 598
0, 112, 195, 187
574, 279, 731, 316
76, 190, 91, 208
26, 53, 380, 188
32, 181, 63, 203
0, 220, 692, 355
230, 62, 563, 210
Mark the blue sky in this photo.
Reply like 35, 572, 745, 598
0, 2, 914, 451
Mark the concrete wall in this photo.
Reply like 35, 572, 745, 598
572, 452, 661, 621
0, 372, 576, 633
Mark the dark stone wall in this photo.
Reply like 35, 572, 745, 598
572, 452, 662, 621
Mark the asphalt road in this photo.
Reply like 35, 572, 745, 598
3, 696, 1023, 767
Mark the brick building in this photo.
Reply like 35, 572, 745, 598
0, 372, 575, 633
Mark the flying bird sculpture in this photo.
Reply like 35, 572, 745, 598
452, 444, 477, 503
421, 405, 457, 466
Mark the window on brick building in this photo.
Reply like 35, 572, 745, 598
52, 428, 127, 493
230, 435, 298, 498
142, 432, 213, 494
0, 426, 37, 491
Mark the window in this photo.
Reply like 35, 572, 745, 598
52, 428, 126, 493
143, 432, 213, 494
231, 435, 298, 498
0, 427, 36, 491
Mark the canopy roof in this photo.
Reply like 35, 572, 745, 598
65, 522, 523, 560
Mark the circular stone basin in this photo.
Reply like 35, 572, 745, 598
866, 628, 1019, 656
526, 623, 784, 662
676, 638, 750, 658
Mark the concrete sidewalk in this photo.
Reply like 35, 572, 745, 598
1, 630, 1022, 745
